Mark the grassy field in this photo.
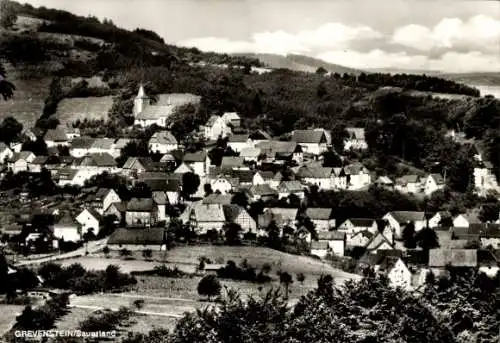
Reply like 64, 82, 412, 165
0, 305, 24, 337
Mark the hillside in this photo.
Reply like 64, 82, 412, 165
234, 53, 361, 75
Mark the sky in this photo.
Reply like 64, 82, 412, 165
20, 0, 500, 73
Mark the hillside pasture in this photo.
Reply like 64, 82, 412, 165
54, 95, 113, 125
0, 305, 24, 337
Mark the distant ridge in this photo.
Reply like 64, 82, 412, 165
233, 53, 362, 75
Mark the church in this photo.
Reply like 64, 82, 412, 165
133, 85, 201, 128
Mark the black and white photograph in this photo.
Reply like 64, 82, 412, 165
0, 0, 499, 341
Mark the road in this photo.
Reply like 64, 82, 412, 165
14, 238, 108, 267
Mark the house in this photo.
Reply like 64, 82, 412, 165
0, 143, 14, 163
338, 218, 378, 236
277, 181, 305, 199
395, 175, 422, 194
260, 208, 299, 228
375, 176, 394, 189
8, 151, 36, 173
305, 208, 335, 231
69, 136, 95, 158
473, 161, 499, 196
311, 231, 346, 258
383, 211, 426, 240
291, 129, 329, 155
453, 212, 481, 228
141, 178, 182, 205
348, 230, 376, 248
255, 141, 303, 164
174, 162, 194, 175
373, 255, 413, 290
103, 202, 127, 224
296, 166, 334, 190
202, 194, 233, 205
85, 188, 121, 214
126, 198, 158, 227
332, 168, 348, 190
220, 156, 246, 171
44, 127, 69, 147
221, 112, 241, 128
133, 86, 201, 127
9, 141, 23, 153
73, 153, 118, 175
424, 173, 446, 196
230, 169, 254, 186
429, 211, 452, 228
223, 204, 256, 233
148, 131, 178, 154
210, 176, 236, 195
344, 127, 368, 151
75, 208, 101, 237
428, 249, 477, 275
108, 227, 166, 251
364, 231, 395, 253
53, 212, 80, 242
88, 138, 115, 156
343, 162, 371, 190
203, 115, 231, 140
29, 156, 48, 173
249, 184, 278, 202
249, 130, 272, 145
152, 191, 169, 222
183, 151, 210, 177
180, 202, 226, 235
253, 171, 281, 189
122, 157, 156, 177
56, 168, 90, 187
227, 134, 253, 153
240, 147, 261, 163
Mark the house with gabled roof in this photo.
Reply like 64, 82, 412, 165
76, 208, 101, 237
311, 231, 346, 258
305, 208, 335, 231
8, 151, 36, 173
0, 142, 14, 164
240, 147, 262, 163
148, 131, 178, 154
85, 188, 121, 214
103, 202, 127, 224
429, 211, 452, 228
453, 212, 481, 228
53, 212, 80, 242
203, 115, 231, 141
249, 184, 278, 202
227, 134, 253, 153
223, 204, 256, 233
108, 227, 166, 250
249, 130, 272, 144
180, 202, 226, 234
221, 112, 241, 128
344, 127, 368, 151
56, 168, 89, 186
424, 173, 446, 196
338, 218, 378, 235
221, 156, 246, 171
69, 136, 95, 158
88, 138, 115, 155
29, 156, 48, 173
253, 170, 281, 189
278, 180, 305, 200
383, 211, 426, 240
295, 166, 334, 190
395, 175, 422, 194
210, 175, 237, 195
183, 151, 210, 177
126, 198, 158, 227
260, 207, 299, 229
291, 129, 329, 155
44, 127, 69, 148
365, 231, 395, 254
73, 153, 118, 175
429, 249, 477, 275
255, 141, 303, 164
343, 162, 371, 190
122, 157, 156, 177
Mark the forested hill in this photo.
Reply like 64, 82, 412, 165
2, 0, 500, 188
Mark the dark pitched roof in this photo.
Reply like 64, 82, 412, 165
387, 211, 425, 223
108, 227, 165, 245
184, 151, 208, 163
228, 134, 250, 143
229, 169, 254, 183
70, 136, 95, 149
126, 198, 155, 212
345, 218, 376, 227
317, 230, 345, 240
250, 184, 278, 196
222, 204, 243, 222
122, 157, 155, 171
80, 153, 116, 167
292, 130, 327, 144
149, 131, 178, 145
141, 178, 181, 192
44, 127, 68, 142
55, 212, 77, 227
202, 194, 233, 205
346, 127, 365, 140
429, 249, 477, 268
221, 156, 245, 169
306, 208, 333, 220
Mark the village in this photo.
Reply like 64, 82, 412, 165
0, 84, 497, 295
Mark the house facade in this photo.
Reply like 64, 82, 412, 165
424, 173, 445, 196
148, 131, 178, 154
126, 198, 158, 227
203, 116, 231, 141
344, 127, 368, 151
383, 211, 426, 240
292, 129, 329, 155
75, 208, 101, 237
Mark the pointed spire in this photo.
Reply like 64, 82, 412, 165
137, 84, 146, 98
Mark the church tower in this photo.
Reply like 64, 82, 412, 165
133, 84, 149, 117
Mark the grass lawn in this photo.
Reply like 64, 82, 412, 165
0, 305, 24, 337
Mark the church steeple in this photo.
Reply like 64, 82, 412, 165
133, 84, 149, 116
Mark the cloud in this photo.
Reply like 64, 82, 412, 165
317, 49, 500, 73
178, 22, 382, 55
392, 15, 500, 52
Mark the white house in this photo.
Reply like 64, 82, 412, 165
210, 176, 235, 194
344, 163, 371, 190
148, 131, 178, 154
240, 147, 261, 163
292, 129, 329, 155
371, 256, 413, 291
53, 213, 80, 242
473, 162, 499, 196
424, 173, 446, 196
253, 171, 280, 189
0, 143, 14, 164
44, 127, 69, 148
76, 208, 101, 237
183, 151, 210, 177
338, 218, 378, 235
227, 134, 253, 153
179, 202, 226, 235
453, 213, 481, 228
296, 166, 334, 190
69, 137, 95, 158
277, 181, 305, 200
395, 175, 422, 194
311, 231, 346, 258
8, 151, 36, 173
344, 127, 368, 151
305, 208, 335, 231
383, 211, 426, 240
221, 112, 241, 128
203, 115, 231, 141
429, 211, 452, 228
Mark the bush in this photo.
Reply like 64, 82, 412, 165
216, 260, 272, 283
131, 265, 187, 278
